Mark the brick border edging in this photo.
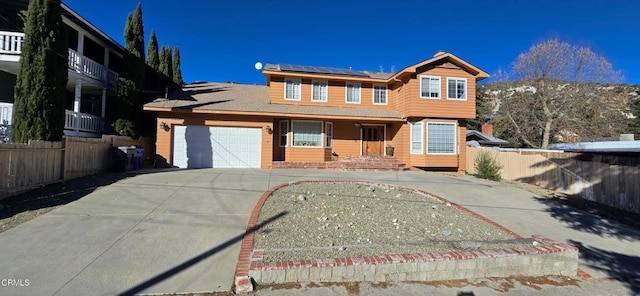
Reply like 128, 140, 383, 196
234, 180, 582, 292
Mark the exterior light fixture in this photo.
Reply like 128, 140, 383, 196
265, 125, 273, 134
159, 122, 169, 131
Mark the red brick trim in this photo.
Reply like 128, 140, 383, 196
234, 180, 582, 290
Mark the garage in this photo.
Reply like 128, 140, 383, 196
172, 125, 262, 168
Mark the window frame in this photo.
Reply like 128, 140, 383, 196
311, 80, 328, 102
419, 75, 441, 99
425, 122, 458, 155
284, 78, 301, 101
410, 121, 424, 155
345, 82, 361, 104
279, 120, 288, 147
446, 77, 467, 101
291, 120, 323, 148
372, 84, 388, 105
325, 122, 333, 148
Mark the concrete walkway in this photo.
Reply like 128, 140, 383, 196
0, 169, 638, 295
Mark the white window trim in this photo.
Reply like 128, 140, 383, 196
325, 122, 333, 148
410, 121, 423, 155
279, 120, 288, 147
425, 121, 458, 155
311, 80, 328, 102
446, 77, 468, 101
372, 84, 388, 105
291, 120, 323, 148
345, 82, 361, 104
284, 78, 301, 101
419, 75, 441, 99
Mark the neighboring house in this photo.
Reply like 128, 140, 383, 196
466, 123, 509, 147
0, 0, 124, 138
144, 51, 489, 171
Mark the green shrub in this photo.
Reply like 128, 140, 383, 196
112, 119, 136, 138
474, 149, 503, 181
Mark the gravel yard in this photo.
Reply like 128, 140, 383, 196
255, 182, 535, 262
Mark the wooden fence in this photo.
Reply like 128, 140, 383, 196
0, 135, 152, 200
466, 147, 640, 214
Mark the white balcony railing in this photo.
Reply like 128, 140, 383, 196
65, 110, 104, 134
0, 31, 118, 87
0, 31, 24, 54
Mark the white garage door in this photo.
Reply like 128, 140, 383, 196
173, 125, 262, 168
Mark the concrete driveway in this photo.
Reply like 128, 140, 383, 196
0, 169, 638, 295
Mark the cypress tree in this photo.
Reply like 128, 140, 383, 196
159, 46, 173, 81
126, 2, 145, 61
12, 0, 68, 143
146, 30, 159, 71
116, 2, 146, 137
172, 46, 183, 85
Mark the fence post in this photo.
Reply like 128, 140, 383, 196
61, 137, 67, 181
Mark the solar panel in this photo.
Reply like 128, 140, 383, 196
279, 64, 369, 77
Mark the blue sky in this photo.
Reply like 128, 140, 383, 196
63, 0, 640, 85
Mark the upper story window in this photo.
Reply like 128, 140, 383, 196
345, 82, 361, 104
372, 85, 387, 105
312, 80, 328, 102
420, 76, 440, 99
285, 78, 301, 101
447, 77, 467, 100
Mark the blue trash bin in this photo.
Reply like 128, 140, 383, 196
133, 147, 144, 170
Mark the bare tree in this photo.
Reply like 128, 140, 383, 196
493, 39, 624, 148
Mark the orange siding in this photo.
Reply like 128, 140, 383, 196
286, 147, 326, 162
269, 76, 393, 110
331, 121, 362, 159
403, 67, 476, 119
155, 113, 273, 168
392, 119, 464, 170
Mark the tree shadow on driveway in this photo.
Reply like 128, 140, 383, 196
533, 196, 640, 241
568, 240, 640, 295
117, 211, 288, 296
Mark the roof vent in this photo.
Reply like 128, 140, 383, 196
434, 50, 446, 57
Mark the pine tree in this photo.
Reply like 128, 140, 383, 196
159, 46, 173, 81
172, 46, 183, 85
12, 0, 68, 143
146, 30, 159, 71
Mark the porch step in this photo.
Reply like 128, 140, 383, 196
272, 156, 409, 172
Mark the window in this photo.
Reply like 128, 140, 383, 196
410, 121, 423, 154
373, 85, 387, 105
427, 122, 456, 154
292, 120, 322, 147
447, 77, 467, 100
279, 120, 288, 147
325, 122, 333, 148
420, 76, 440, 99
285, 78, 301, 100
312, 80, 328, 102
345, 82, 361, 104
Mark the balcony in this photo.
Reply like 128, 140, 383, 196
0, 31, 118, 88
65, 110, 104, 135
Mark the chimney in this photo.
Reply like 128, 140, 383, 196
433, 50, 445, 57
481, 123, 493, 136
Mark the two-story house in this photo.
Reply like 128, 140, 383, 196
144, 51, 488, 171
0, 0, 123, 138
